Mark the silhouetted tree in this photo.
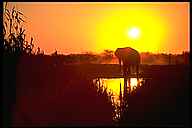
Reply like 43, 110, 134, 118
101, 49, 114, 63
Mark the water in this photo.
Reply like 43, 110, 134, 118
93, 77, 144, 121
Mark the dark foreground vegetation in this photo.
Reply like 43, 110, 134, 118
120, 64, 190, 127
2, 55, 190, 127
3, 56, 114, 126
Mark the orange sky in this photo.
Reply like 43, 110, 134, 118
6, 2, 189, 54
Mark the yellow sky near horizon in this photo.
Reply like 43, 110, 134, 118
5, 2, 190, 54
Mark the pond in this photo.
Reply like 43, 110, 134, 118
93, 77, 145, 121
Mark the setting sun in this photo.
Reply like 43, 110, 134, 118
128, 27, 140, 39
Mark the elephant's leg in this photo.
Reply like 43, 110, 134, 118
136, 64, 139, 86
127, 64, 131, 75
123, 65, 126, 77
127, 65, 131, 94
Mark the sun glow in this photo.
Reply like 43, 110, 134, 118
128, 27, 140, 39
94, 8, 167, 53
8, 3, 189, 54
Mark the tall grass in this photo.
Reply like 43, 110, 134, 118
3, 2, 35, 56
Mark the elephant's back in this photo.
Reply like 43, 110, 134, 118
122, 48, 140, 64
115, 47, 140, 64
116, 47, 139, 55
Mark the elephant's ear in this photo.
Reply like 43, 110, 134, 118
114, 49, 120, 57
114, 50, 118, 56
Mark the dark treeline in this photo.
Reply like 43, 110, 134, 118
30, 50, 189, 65
140, 52, 189, 65
32, 49, 114, 65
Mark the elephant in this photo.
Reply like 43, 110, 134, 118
115, 47, 140, 76
115, 47, 140, 97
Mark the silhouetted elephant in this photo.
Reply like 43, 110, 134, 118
115, 47, 140, 96
115, 47, 140, 76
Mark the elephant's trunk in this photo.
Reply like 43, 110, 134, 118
118, 59, 122, 73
